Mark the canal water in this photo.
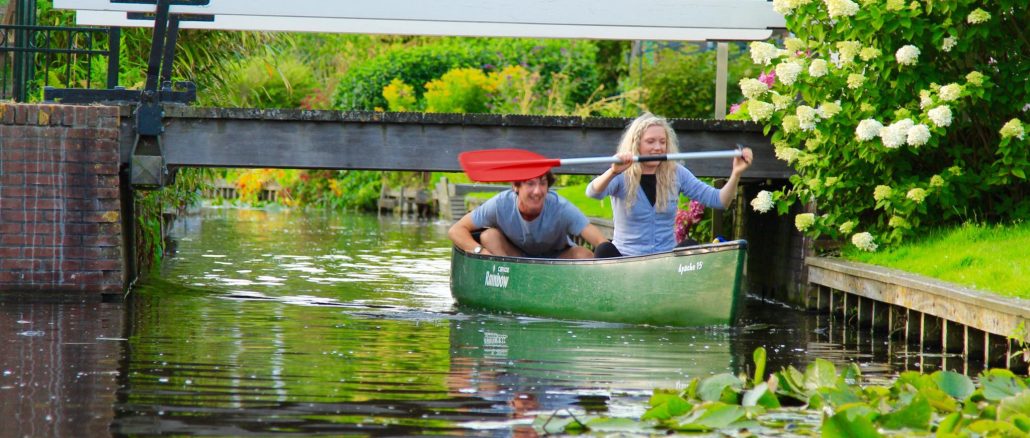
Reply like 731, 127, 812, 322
2, 208, 926, 436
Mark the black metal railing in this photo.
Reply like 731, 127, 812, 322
1, 20, 120, 102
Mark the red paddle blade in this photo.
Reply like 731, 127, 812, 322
458, 148, 562, 182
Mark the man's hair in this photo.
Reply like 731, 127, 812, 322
513, 171, 556, 187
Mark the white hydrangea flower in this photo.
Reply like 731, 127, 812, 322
1000, 118, 1026, 140
895, 118, 915, 132
824, 0, 859, 18
748, 99, 775, 122
939, 83, 962, 101
819, 101, 842, 119
750, 190, 774, 213
771, 92, 793, 110
796, 105, 819, 131
906, 188, 927, 203
772, 0, 797, 15
847, 73, 865, 89
919, 90, 933, 109
941, 37, 957, 52
782, 115, 800, 134
750, 42, 782, 65
808, 59, 829, 77
895, 45, 920, 66
967, 8, 990, 24
851, 232, 878, 252
880, 121, 909, 148
774, 146, 801, 164
739, 78, 769, 99
837, 41, 862, 64
907, 124, 931, 147
795, 213, 816, 232
855, 119, 883, 141
859, 47, 881, 61
928, 106, 952, 128
784, 38, 806, 52
838, 221, 855, 234
966, 71, 984, 86
775, 61, 804, 86
873, 185, 892, 201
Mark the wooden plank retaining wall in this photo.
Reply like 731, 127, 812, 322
806, 257, 1030, 371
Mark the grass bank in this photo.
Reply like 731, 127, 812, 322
465, 183, 614, 219
842, 221, 1030, 300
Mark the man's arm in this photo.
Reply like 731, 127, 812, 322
448, 213, 487, 254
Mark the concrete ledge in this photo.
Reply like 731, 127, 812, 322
807, 256, 1030, 338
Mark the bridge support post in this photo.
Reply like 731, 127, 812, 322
0, 103, 128, 296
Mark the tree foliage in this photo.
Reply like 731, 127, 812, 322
734, 0, 1028, 250
642, 45, 762, 118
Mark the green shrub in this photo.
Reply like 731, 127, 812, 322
383, 78, 418, 111
206, 52, 318, 109
424, 68, 494, 113
736, 0, 1028, 250
332, 38, 600, 111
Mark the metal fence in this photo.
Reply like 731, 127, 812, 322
1, 0, 119, 102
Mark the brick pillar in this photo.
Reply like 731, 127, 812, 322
0, 103, 125, 294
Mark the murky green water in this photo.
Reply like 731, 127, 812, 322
2, 208, 925, 436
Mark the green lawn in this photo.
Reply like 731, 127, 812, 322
842, 221, 1030, 299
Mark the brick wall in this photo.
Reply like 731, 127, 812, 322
0, 103, 125, 294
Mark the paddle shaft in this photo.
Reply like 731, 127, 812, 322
558, 149, 743, 167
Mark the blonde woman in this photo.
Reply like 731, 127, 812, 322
586, 113, 753, 257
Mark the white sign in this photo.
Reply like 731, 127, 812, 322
58, 0, 784, 41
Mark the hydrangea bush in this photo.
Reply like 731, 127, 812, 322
732, 0, 1028, 251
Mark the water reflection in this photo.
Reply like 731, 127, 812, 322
1, 208, 931, 436
0, 300, 125, 438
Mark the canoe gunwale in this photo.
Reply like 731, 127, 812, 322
452, 240, 747, 266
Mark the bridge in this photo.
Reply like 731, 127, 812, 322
116, 106, 786, 178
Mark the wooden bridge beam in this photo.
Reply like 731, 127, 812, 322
115, 106, 790, 179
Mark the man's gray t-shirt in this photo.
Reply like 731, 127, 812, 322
471, 189, 589, 257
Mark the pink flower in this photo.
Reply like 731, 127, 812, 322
758, 70, 777, 88
674, 200, 706, 243
729, 102, 742, 114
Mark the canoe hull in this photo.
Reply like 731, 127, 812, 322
449, 241, 747, 326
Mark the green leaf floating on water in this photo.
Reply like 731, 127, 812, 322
982, 369, 1028, 402
642, 389, 692, 421
698, 373, 743, 403
932, 370, 975, 400
822, 409, 882, 438
672, 402, 747, 431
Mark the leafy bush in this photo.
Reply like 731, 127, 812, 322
642, 45, 762, 118
736, 0, 1028, 250
332, 38, 600, 111
382, 78, 418, 112
424, 68, 495, 113
205, 52, 318, 109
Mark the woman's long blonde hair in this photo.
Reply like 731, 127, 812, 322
616, 112, 680, 212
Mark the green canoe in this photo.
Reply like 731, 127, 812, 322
449, 240, 748, 326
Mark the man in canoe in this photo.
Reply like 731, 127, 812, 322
448, 171, 609, 258
587, 112, 754, 257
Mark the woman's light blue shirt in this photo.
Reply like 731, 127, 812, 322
586, 164, 723, 256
